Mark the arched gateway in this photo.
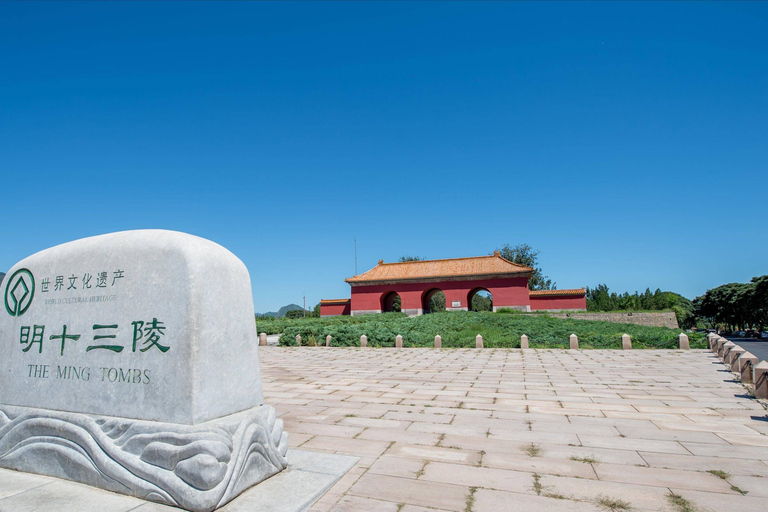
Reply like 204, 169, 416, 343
320, 252, 586, 316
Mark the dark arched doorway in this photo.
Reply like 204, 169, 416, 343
422, 288, 446, 314
468, 288, 493, 312
382, 291, 401, 313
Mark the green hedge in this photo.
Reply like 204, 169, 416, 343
260, 311, 705, 349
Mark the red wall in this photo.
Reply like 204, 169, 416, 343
320, 301, 351, 316
529, 295, 586, 311
350, 277, 530, 312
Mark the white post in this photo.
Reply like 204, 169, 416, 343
476, 334, 483, 349
569, 334, 579, 349
325, 335, 332, 347
259, 332, 267, 346
295, 334, 302, 346
721, 341, 736, 361
737, 352, 758, 383
360, 334, 367, 347
678, 333, 690, 350
520, 334, 529, 349
622, 333, 632, 350
396, 335, 403, 348
754, 361, 768, 399
434, 335, 442, 348
728, 346, 746, 368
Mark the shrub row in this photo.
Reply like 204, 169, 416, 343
261, 311, 705, 349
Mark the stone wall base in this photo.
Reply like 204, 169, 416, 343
0, 404, 288, 512
545, 311, 679, 328
493, 305, 531, 312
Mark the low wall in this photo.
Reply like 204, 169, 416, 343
544, 311, 679, 329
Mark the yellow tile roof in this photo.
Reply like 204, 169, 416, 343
529, 288, 586, 297
320, 299, 351, 304
346, 252, 532, 284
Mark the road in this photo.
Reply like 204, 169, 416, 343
728, 337, 768, 363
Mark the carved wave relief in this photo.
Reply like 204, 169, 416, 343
0, 404, 288, 512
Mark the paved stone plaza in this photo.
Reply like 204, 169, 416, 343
262, 347, 768, 512
2, 347, 767, 512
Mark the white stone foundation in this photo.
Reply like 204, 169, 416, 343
0, 404, 288, 512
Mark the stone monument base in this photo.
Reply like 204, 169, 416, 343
0, 404, 288, 512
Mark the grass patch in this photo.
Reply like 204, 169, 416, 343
707, 469, 730, 480
570, 455, 600, 464
415, 460, 429, 478
730, 485, 748, 495
532, 473, 543, 495
596, 495, 632, 511
666, 492, 698, 512
464, 486, 477, 512
522, 443, 544, 457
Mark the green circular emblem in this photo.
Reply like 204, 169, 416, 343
4, 268, 35, 317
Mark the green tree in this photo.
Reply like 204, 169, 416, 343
694, 277, 767, 331
398, 256, 423, 262
286, 309, 304, 319
471, 292, 493, 312
429, 291, 446, 313
494, 244, 555, 290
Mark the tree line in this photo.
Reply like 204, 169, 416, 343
585, 285, 696, 328
693, 275, 767, 332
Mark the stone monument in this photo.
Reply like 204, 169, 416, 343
0, 230, 287, 512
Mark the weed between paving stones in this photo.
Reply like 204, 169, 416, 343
667, 492, 699, 512
595, 495, 632, 511
532, 473, 569, 500
523, 443, 544, 457
570, 455, 600, 465
464, 486, 477, 512
706, 469, 748, 495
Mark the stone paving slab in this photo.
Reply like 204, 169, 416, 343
258, 348, 768, 512
0, 449, 357, 512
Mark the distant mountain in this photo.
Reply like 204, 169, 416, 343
276, 304, 304, 317
255, 303, 305, 318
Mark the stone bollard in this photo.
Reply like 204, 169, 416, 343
396, 335, 403, 348
520, 334, 529, 349
715, 337, 729, 356
360, 335, 367, 347
708, 333, 719, 351
728, 346, 746, 368
295, 334, 302, 346
754, 361, 768, 399
717, 340, 736, 359
737, 351, 758, 383
570, 334, 579, 349
476, 334, 484, 349
678, 333, 690, 350
622, 334, 632, 350
259, 332, 267, 346
721, 341, 736, 361
325, 335, 332, 347
434, 335, 442, 348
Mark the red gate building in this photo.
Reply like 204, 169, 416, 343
320, 252, 586, 316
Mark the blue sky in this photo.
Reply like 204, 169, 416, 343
1, 2, 766, 312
